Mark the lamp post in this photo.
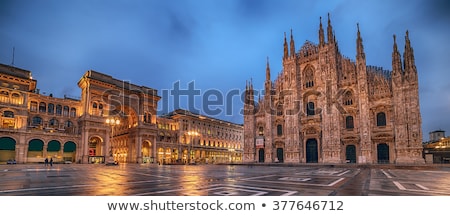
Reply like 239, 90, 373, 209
106, 117, 120, 165
186, 131, 199, 164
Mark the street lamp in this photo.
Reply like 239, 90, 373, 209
106, 117, 120, 165
186, 131, 199, 164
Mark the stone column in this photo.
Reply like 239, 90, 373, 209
43, 143, 48, 159
152, 135, 157, 163
80, 127, 90, 164
137, 133, 143, 163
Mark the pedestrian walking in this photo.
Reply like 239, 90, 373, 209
44, 158, 48, 166
50, 158, 53, 167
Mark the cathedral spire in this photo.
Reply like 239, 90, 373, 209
319, 16, 325, 47
392, 34, 403, 76
250, 78, 254, 106
403, 30, 416, 72
327, 13, 335, 44
356, 23, 365, 60
264, 57, 272, 99
266, 57, 271, 81
290, 29, 295, 58
283, 32, 288, 59
245, 80, 249, 104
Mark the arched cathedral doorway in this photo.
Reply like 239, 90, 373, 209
306, 139, 318, 163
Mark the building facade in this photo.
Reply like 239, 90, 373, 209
423, 130, 450, 164
156, 109, 243, 165
244, 15, 424, 164
0, 63, 243, 164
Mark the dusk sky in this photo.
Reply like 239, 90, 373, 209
1, 0, 449, 141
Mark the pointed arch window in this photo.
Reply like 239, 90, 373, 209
345, 116, 354, 129
277, 104, 283, 116
304, 67, 314, 88
277, 124, 283, 136
306, 102, 315, 116
376, 112, 386, 126
343, 91, 353, 106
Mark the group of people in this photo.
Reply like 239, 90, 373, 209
44, 158, 53, 166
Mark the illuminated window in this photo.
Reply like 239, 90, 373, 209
30, 101, 38, 112
0, 91, 9, 103
11, 93, 21, 104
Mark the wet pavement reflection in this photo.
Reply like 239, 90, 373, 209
1, 163, 450, 196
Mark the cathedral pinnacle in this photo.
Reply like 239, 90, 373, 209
245, 79, 255, 106
266, 57, 271, 81
290, 29, 295, 58
327, 13, 334, 44
392, 34, 403, 76
319, 16, 325, 46
356, 23, 365, 59
283, 32, 288, 59
403, 30, 416, 72
393, 34, 398, 53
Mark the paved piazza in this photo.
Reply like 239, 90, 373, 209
1, 164, 449, 196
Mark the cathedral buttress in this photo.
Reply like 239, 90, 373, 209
355, 23, 372, 163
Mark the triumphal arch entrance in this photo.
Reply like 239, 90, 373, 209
77, 70, 160, 164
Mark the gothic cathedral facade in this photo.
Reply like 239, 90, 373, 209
243, 15, 424, 164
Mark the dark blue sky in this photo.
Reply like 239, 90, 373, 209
1, 0, 449, 140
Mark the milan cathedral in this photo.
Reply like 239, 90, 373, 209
243, 14, 424, 164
